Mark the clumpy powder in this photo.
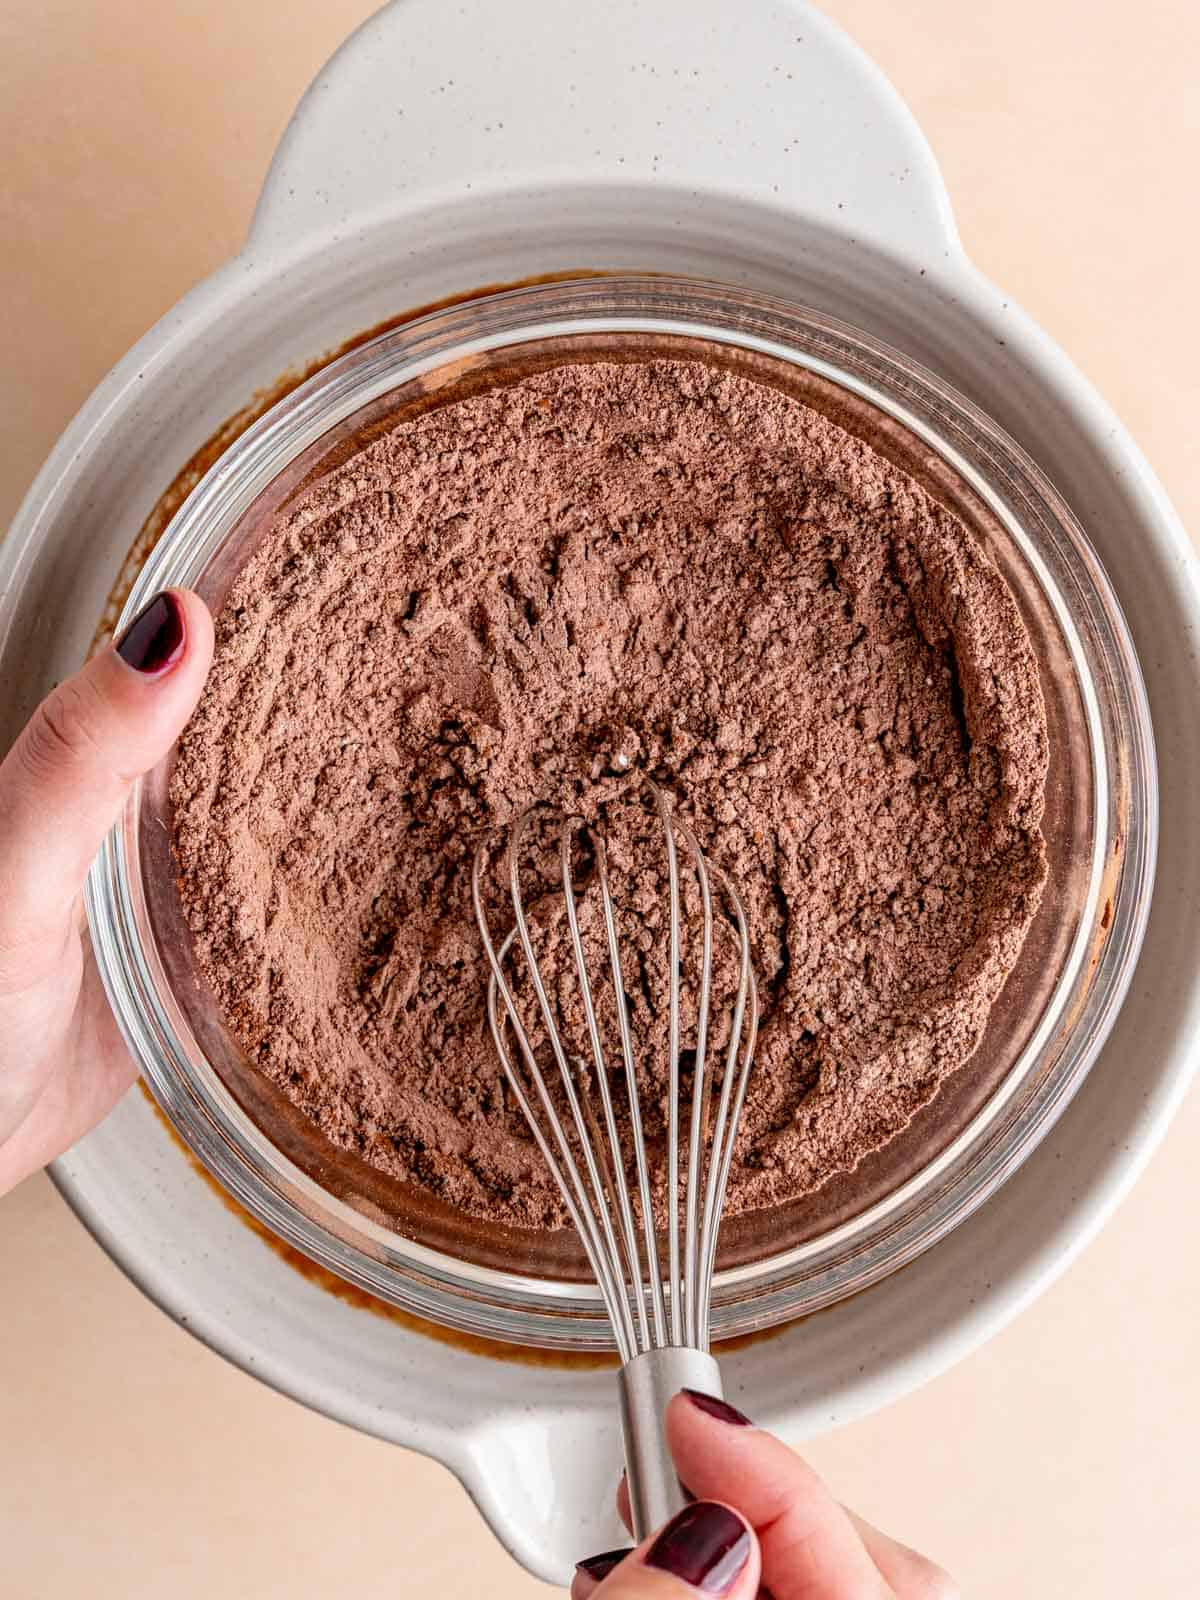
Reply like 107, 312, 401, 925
171, 357, 1048, 1230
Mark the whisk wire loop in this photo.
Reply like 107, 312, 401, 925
472, 852, 638, 1360
674, 814, 715, 1351
589, 827, 670, 1348
561, 817, 651, 1353
660, 788, 684, 1346
699, 866, 760, 1316
505, 806, 641, 1358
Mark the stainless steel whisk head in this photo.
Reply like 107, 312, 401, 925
472, 779, 758, 1537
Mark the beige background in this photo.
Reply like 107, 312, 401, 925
2, 2, 1198, 1594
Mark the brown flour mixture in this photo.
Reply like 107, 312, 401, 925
171, 358, 1048, 1229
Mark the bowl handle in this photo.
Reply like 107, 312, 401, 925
456, 1402, 628, 1586
247, 0, 959, 269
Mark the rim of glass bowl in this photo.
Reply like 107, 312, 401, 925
85, 276, 1157, 1349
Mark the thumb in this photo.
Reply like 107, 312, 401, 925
573, 1502, 759, 1600
0, 588, 214, 989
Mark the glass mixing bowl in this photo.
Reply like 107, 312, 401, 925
85, 277, 1156, 1349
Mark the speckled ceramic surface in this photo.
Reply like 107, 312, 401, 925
2, 0, 1198, 1583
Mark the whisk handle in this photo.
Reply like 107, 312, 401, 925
618, 1347, 723, 1541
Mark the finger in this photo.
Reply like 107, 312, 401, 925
573, 1547, 633, 1597
0, 589, 213, 990
569, 1507, 950, 1600
572, 1502, 759, 1600
845, 1510, 958, 1599
642, 1401, 953, 1598
666, 1391, 892, 1599
616, 1485, 955, 1596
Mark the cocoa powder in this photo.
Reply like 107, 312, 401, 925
170, 358, 1048, 1229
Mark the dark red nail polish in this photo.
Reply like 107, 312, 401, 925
645, 1501, 751, 1594
115, 591, 185, 674
576, 1547, 631, 1583
682, 1387, 753, 1427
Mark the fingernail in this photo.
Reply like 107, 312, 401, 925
645, 1501, 751, 1594
575, 1547, 631, 1582
681, 1388, 753, 1427
116, 591, 185, 674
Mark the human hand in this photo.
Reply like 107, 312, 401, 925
0, 590, 213, 1195
573, 1389, 955, 1599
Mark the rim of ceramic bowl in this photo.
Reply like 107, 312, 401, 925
84, 275, 1157, 1348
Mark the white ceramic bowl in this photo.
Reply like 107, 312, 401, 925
3, 1, 1199, 1582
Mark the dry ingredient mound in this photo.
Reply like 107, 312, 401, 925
171, 358, 1048, 1230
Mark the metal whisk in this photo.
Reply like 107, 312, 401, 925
472, 779, 759, 1538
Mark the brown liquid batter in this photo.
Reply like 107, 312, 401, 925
171, 357, 1048, 1228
